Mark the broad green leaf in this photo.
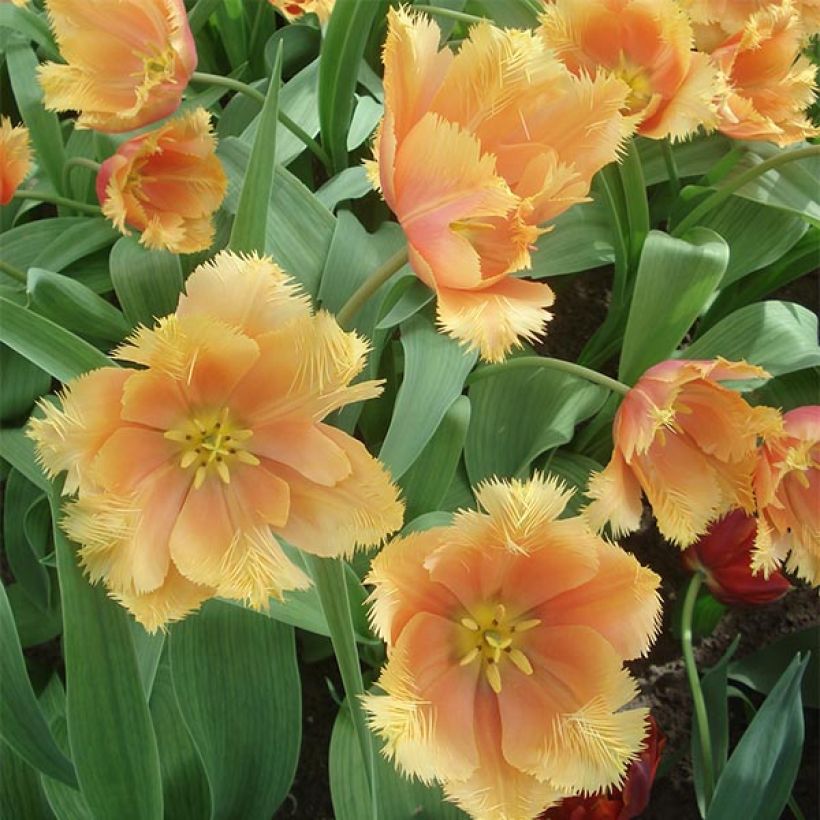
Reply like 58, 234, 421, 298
229, 43, 283, 254
52, 493, 163, 820
380, 312, 477, 480
1, 219, 99, 277
318, 0, 382, 171
316, 165, 374, 211
471, 0, 538, 26
330, 703, 468, 820
347, 94, 383, 150
129, 620, 165, 699
5, 584, 61, 649
0, 581, 76, 787
264, 24, 321, 77
0, 427, 49, 493
638, 133, 733, 185
400, 396, 471, 520
542, 451, 603, 517
375, 277, 433, 330
0, 5, 59, 59
683, 301, 820, 379
619, 228, 729, 384
0, 743, 55, 820
706, 655, 809, 820
0, 345, 51, 423
729, 627, 819, 709
400, 510, 455, 535
751, 367, 820, 413
170, 601, 301, 820
109, 237, 184, 328
30, 220, 119, 275
466, 364, 607, 485
213, 0, 249, 71
188, 0, 224, 34
27, 268, 129, 344
229, 586, 330, 637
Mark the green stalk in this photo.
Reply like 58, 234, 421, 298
305, 555, 379, 819
62, 157, 102, 197
0, 259, 27, 285
412, 5, 487, 24
335, 247, 409, 330
672, 145, 820, 238
682, 572, 716, 808
468, 355, 630, 396
189, 70, 332, 172
618, 138, 650, 272
661, 138, 681, 195
13, 190, 102, 216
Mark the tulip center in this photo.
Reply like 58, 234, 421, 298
138, 46, 178, 91
457, 603, 540, 694
164, 408, 258, 489
614, 54, 653, 113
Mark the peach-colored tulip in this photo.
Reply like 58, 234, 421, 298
753, 405, 819, 585
29, 252, 404, 630
269, 0, 334, 22
0, 117, 31, 205
364, 475, 661, 820
585, 358, 782, 547
710, 3, 819, 145
371, 8, 632, 362
39, 0, 196, 133
539, 0, 719, 140
96, 108, 227, 255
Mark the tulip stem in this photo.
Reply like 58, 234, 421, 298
12, 190, 102, 216
682, 571, 716, 808
190, 70, 332, 172
468, 356, 631, 396
62, 157, 102, 197
336, 247, 409, 330
672, 144, 820, 238
412, 5, 488, 24
0, 259, 27, 285
661, 139, 681, 195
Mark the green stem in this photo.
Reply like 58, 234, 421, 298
336, 247, 409, 330
190, 70, 332, 172
788, 796, 807, 820
0, 259, 27, 285
12, 190, 102, 216
305, 555, 380, 819
468, 355, 630, 396
62, 157, 102, 196
661, 138, 681, 195
682, 572, 716, 808
672, 145, 820, 238
618, 138, 650, 272
412, 4, 487, 24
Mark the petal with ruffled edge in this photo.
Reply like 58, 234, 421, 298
583, 449, 645, 538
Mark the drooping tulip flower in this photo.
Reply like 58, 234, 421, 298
584, 358, 782, 548
269, 0, 334, 22
371, 8, 632, 362
709, 3, 819, 145
0, 116, 31, 205
29, 252, 404, 631
683, 510, 792, 605
539, 0, 719, 140
96, 108, 227, 255
39, 0, 196, 133
541, 716, 666, 820
753, 405, 819, 586
363, 474, 661, 820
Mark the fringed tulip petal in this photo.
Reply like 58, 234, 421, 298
0, 117, 32, 205
583, 450, 644, 538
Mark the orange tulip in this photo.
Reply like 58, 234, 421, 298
364, 475, 661, 819
753, 405, 819, 585
96, 108, 227, 255
39, 0, 196, 133
269, 0, 334, 22
709, 3, 819, 145
371, 8, 632, 362
584, 358, 782, 548
539, 0, 719, 140
29, 252, 404, 630
0, 116, 31, 205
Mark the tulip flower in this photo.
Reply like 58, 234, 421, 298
371, 8, 632, 362
541, 716, 666, 820
753, 405, 819, 586
29, 252, 404, 630
584, 358, 782, 548
96, 108, 227, 255
709, 3, 819, 145
269, 0, 334, 22
0, 116, 31, 205
39, 0, 196, 133
363, 474, 661, 819
539, 0, 719, 140
683, 510, 792, 605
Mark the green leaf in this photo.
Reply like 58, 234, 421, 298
0, 5, 59, 59
229, 43, 283, 254
30, 220, 119, 275
706, 655, 809, 820
109, 237, 184, 328
542, 450, 603, 517
0, 427, 49, 493
400, 396, 471, 520
729, 627, 819, 709
52, 492, 163, 820
466, 364, 607, 485
751, 367, 820, 413
0, 345, 51, 423
27, 268, 129, 344
169, 601, 301, 819
683, 301, 820, 379
0, 743, 55, 820
380, 312, 477, 480
5, 583, 61, 649
619, 228, 729, 384
638, 133, 733, 185
316, 165, 374, 211
0, 297, 112, 383
0, 581, 77, 787
375, 277, 433, 331
317, 0, 382, 171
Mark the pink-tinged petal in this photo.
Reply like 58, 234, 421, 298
230, 462, 290, 528
784, 405, 820, 440
583, 449, 645, 538
91, 426, 176, 492
120, 371, 190, 430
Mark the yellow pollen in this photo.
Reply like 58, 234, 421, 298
613, 53, 653, 113
783, 442, 816, 474
456, 602, 541, 694
164, 407, 257, 489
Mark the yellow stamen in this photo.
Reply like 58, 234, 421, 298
508, 648, 533, 676
461, 617, 480, 632
486, 661, 502, 694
